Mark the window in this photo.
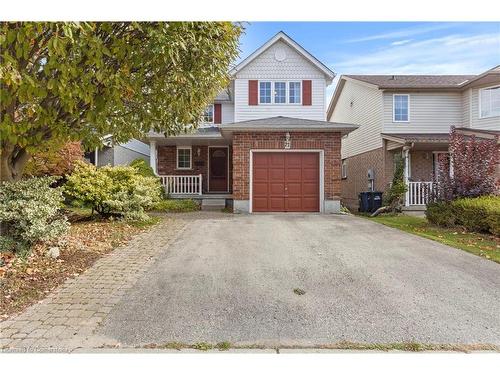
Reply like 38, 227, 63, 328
393, 94, 409, 122
289, 81, 301, 104
480, 86, 500, 118
274, 82, 286, 104
341, 159, 347, 179
259, 81, 271, 104
202, 104, 214, 123
177, 147, 192, 169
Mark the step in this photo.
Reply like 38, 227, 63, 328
201, 198, 226, 211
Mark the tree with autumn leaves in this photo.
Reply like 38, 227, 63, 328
0, 22, 242, 181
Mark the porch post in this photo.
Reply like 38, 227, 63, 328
403, 147, 410, 207
150, 141, 157, 175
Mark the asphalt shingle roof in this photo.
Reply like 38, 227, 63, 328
345, 75, 475, 89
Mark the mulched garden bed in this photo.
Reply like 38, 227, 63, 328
0, 217, 158, 320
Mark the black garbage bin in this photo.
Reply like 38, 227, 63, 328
358, 191, 383, 213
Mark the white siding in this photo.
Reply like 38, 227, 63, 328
220, 102, 234, 124
469, 85, 500, 131
382, 92, 462, 133
234, 40, 327, 122
329, 80, 383, 158
462, 88, 471, 127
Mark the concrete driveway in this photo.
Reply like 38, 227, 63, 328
98, 213, 500, 347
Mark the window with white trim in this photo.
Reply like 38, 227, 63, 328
341, 159, 347, 179
259, 81, 271, 104
393, 94, 409, 122
274, 82, 286, 104
176, 147, 192, 169
480, 86, 500, 118
202, 104, 214, 123
289, 81, 301, 104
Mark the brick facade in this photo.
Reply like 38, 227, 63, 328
232, 131, 342, 201
410, 151, 434, 181
157, 145, 233, 194
341, 147, 393, 210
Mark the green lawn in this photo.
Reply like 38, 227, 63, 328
364, 214, 500, 263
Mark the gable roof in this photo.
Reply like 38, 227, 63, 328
230, 31, 335, 82
327, 65, 500, 119
343, 75, 475, 89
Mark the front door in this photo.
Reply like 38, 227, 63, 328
209, 147, 228, 192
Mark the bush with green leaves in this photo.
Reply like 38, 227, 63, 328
153, 199, 200, 213
130, 158, 155, 177
0, 177, 69, 254
65, 161, 162, 221
382, 153, 407, 209
426, 195, 499, 235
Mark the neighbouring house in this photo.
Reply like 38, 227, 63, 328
145, 32, 358, 212
327, 66, 500, 212
84, 136, 150, 167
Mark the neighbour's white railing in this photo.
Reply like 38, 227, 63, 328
159, 174, 202, 195
406, 181, 435, 206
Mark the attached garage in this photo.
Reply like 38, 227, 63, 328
252, 152, 320, 212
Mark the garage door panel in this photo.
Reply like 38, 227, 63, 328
287, 182, 302, 195
253, 182, 268, 195
252, 152, 319, 212
286, 168, 302, 181
269, 168, 285, 180
269, 198, 285, 211
269, 182, 285, 194
253, 168, 268, 181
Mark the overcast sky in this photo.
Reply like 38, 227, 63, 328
237, 22, 500, 102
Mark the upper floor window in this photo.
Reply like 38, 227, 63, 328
480, 86, 500, 118
274, 82, 287, 104
259, 81, 303, 105
289, 81, 301, 104
259, 81, 272, 104
202, 104, 214, 123
393, 94, 409, 122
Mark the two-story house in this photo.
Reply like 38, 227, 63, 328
327, 66, 500, 211
145, 32, 358, 213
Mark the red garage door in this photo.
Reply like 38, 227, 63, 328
252, 152, 320, 212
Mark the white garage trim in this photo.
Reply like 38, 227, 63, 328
249, 149, 324, 213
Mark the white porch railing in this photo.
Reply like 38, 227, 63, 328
406, 181, 435, 206
160, 175, 202, 195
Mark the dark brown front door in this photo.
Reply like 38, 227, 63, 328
252, 152, 319, 212
209, 147, 228, 192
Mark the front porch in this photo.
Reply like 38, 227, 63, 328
383, 133, 449, 209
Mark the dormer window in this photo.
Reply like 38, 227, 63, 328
202, 104, 214, 123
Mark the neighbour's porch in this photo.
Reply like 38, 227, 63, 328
383, 133, 449, 209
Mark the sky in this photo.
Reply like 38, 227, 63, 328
237, 22, 500, 102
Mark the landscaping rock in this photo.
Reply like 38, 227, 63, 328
47, 247, 60, 259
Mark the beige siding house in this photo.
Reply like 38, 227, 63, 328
328, 66, 500, 211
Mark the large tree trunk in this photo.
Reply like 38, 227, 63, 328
0, 144, 30, 182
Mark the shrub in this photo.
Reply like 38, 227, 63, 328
383, 153, 407, 208
130, 158, 155, 177
426, 196, 500, 235
0, 177, 69, 254
24, 141, 84, 178
426, 201, 456, 227
153, 199, 200, 213
64, 162, 162, 221
434, 127, 498, 201
453, 196, 500, 235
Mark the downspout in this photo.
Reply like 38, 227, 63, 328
94, 147, 98, 167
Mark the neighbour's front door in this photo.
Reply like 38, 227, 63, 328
209, 147, 228, 192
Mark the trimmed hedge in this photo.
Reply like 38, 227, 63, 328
426, 196, 500, 235
153, 199, 200, 213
